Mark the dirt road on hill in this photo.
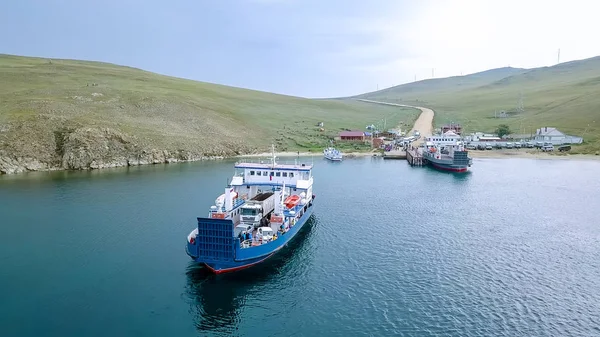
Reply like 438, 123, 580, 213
356, 99, 434, 145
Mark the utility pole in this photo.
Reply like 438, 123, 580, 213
557, 48, 560, 64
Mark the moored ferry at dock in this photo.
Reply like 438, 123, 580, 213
185, 146, 315, 274
422, 131, 472, 172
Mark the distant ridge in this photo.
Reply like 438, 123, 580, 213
353, 66, 527, 98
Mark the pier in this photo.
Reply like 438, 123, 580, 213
382, 149, 407, 160
406, 148, 424, 166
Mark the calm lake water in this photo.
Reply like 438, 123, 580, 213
1, 157, 600, 337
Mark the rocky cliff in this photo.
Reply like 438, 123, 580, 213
0, 118, 253, 174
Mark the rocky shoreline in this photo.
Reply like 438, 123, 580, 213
2, 123, 597, 175
0, 126, 250, 175
0, 151, 228, 175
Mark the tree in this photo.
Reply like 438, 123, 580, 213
496, 124, 511, 138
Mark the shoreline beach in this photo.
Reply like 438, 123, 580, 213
236, 149, 599, 161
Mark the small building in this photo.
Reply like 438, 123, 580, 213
533, 127, 584, 145
339, 130, 365, 141
441, 123, 462, 135
372, 136, 385, 148
534, 127, 566, 143
377, 131, 396, 139
478, 136, 502, 142
466, 132, 500, 142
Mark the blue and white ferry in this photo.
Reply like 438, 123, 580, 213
185, 146, 315, 274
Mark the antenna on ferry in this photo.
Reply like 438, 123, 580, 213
271, 144, 276, 167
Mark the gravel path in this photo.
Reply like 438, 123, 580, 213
356, 99, 434, 145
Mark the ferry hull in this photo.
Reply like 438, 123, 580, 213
427, 160, 468, 173
423, 150, 471, 173
186, 196, 315, 274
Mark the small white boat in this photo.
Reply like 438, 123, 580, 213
323, 147, 343, 161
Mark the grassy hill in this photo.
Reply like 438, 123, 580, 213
0, 54, 418, 173
355, 57, 600, 154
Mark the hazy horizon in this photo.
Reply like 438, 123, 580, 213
2, 0, 599, 98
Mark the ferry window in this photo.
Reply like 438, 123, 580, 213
289, 172, 294, 178
276, 172, 281, 177
250, 170, 255, 176
263, 171, 267, 176
282, 172, 288, 177
270, 172, 274, 176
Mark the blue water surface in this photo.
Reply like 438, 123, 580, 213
1, 157, 599, 337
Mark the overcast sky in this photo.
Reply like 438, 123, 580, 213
1, 0, 599, 98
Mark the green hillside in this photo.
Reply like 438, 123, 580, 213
356, 57, 600, 153
0, 54, 417, 173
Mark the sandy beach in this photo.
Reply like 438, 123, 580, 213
236, 151, 376, 159
468, 150, 599, 160
239, 149, 598, 161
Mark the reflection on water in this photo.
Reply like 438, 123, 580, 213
184, 216, 316, 335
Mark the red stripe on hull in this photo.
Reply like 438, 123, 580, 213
429, 162, 468, 173
204, 253, 274, 274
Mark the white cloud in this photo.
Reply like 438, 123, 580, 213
319, 0, 600, 93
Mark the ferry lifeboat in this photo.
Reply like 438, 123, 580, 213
284, 195, 300, 208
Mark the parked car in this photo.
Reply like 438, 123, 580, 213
535, 142, 544, 148
514, 142, 522, 149
466, 144, 477, 150
495, 142, 504, 149
505, 142, 514, 149
485, 143, 493, 150
558, 145, 571, 152
542, 145, 554, 152
477, 144, 486, 150
526, 142, 535, 148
